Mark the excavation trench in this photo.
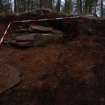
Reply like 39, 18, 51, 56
0, 17, 105, 105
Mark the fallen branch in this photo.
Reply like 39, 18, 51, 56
0, 23, 11, 46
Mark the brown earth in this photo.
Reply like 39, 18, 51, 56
0, 17, 105, 105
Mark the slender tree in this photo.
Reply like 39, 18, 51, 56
83, 0, 93, 14
77, 0, 83, 15
93, 0, 98, 16
100, 0, 103, 17
49, 0, 54, 9
40, 0, 49, 8
64, 0, 72, 15
56, 0, 61, 12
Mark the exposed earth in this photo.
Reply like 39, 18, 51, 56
0, 17, 105, 105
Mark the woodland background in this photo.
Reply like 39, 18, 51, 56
0, 0, 105, 17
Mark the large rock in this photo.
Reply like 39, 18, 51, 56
30, 25, 53, 33
15, 34, 35, 42
9, 34, 35, 48
9, 29, 63, 48
33, 33, 63, 46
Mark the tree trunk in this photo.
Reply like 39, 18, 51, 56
56, 0, 61, 12
93, 0, 98, 16
14, 0, 17, 13
49, 0, 53, 9
77, 0, 83, 15
100, 0, 103, 17
40, 0, 49, 8
64, 0, 72, 15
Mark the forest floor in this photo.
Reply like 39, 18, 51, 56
0, 17, 105, 105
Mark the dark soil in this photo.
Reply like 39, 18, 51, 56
0, 17, 105, 105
